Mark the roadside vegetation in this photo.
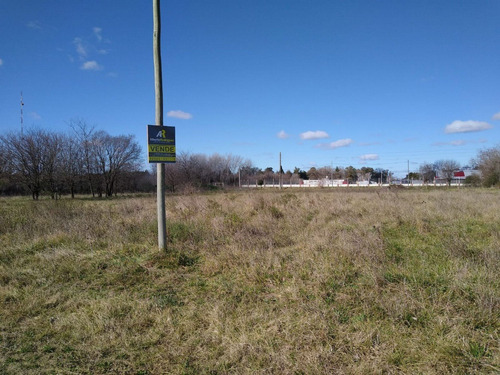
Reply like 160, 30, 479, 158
2, 130, 499, 198
1, 188, 499, 374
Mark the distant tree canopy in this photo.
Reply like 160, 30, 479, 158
419, 163, 436, 183
435, 159, 461, 186
162, 146, 498, 189
163, 151, 252, 192
0, 121, 143, 199
416, 146, 500, 187
474, 144, 500, 187
3, 126, 497, 197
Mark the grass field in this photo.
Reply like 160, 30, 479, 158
1, 188, 499, 374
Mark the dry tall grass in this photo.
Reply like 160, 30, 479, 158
1, 188, 499, 374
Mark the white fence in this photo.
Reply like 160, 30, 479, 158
241, 179, 468, 188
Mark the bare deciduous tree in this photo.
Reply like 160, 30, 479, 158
1, 130, 49, 199
69, 118, 97, 197
41, 132, 64, 199
60, 134, 83, 198
0, 140, 9, 175
419, 163, 436, 184
435, 159, 460, 186
93, 131, 142, 197
474, 144, 500, 187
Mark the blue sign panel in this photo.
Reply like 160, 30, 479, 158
147, 125, 176, 163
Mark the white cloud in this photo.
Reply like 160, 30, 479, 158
27, 21, 42, 30
30, 112, 41, 120
492, 112, 500, 121
318, 138, 353, 149
81, 60, 102, 71
0, 58, 3, 66
360, 153, 379, 161
73, 37, 87, 58
433, 140, 476, 147
300, 130, 329, 140
358, 141, 381, 146
445, 120, 493, 134
167, 110, 192, 120
93, 27, 102, 42
277, 130, 290, 139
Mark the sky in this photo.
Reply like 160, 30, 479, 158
1, 0, 499, 177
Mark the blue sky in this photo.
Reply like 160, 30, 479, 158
1, 0, 499, 177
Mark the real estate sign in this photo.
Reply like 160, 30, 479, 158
147, 125, 176, 163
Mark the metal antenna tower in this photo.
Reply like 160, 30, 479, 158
20, 92, 24, 136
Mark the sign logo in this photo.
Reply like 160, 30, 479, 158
156, 130, 168, 138
147, 125, 176, 163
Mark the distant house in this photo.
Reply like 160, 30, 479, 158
453, 169, 481, 180
432, 169, 481, 185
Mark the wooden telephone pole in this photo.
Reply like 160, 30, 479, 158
153, 0, 166, 250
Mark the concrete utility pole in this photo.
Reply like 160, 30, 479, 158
407, 160, 410, 186
279, 152, 283, 189
153, 0, 166, 250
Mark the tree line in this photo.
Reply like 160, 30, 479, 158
163, 152, 252, 192
0, 120, 144, 199
240, 147, 499, 188
414, 149, 500, 187
0, 120, 256, 198
240, 165, 391, 186
1, 120, 499, 198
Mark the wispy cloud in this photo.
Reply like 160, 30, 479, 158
71, 28, 110, 71
492, 112, 500, 121
300, 130, 329, 140
27, 21, 42, 30
277, 130, 290, 139
30, 112, 41, 120
445, 120, 493, 134
360, 153, 379, 161
81, 61, 102, 71
404, 137, 419, 142
358, 141, 381, 146
0, 58, 3, 67
73, 37, 87, 58
167, 110, 193, 120
93, 27, 103, 42
433, 140, 477, 147
317, 138, 353, 149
